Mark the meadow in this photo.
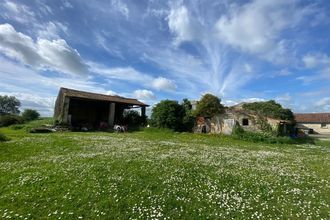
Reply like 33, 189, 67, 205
0, 119, 329, 219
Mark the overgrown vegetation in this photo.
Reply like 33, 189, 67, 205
232, 124, 313, 144
242, 100, 294, 121
0, 115, 24, 127
150, 99, 194, 131
21, 109, 40, 121
0, 131, 9, 142
194, 93, 224, 117
122, 110, 146, 131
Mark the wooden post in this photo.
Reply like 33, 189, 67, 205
141, 106, 146, 117
108, 102, 116, 127
62, 97, 70, 124
141, 106, 146, 126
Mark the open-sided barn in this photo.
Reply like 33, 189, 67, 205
54, 88, 148, 129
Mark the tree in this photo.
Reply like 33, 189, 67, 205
22, 109, 40, 121
242, 100, 294, 121
122, 110, 142, 126
181, 99, 195, 131
151, 100, 185, 131
0, 95, 21, 115
194, 94, 224, 117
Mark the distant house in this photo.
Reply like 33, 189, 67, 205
294, 113, 330, 135
195, 103, 291, 135
54, 88, 148, 129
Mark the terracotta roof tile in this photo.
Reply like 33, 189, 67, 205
294, 113, 330, 123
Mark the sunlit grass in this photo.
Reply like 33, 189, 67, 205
0, 120, 329, 219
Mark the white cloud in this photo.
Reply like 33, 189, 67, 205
62, 0, 73, 9
275, 93, 292, 108
0, 57, 116, 115
167, 5, 198, 45
244, 63, 253, 73
111, 0, 129, 19
89, 62, 153, 82
3, 1, 18, 13
0, 92, 55, 116
315, 97, 330, 111
37, 21, 68, 40
298, 53, 330, 83
1, 1, 36, 24
272, 69, 292, 77
133, 89, 156, 100
215, 0, 309, 54
303, 53, 330, 68
151, 77, 176, 91
89, 62, 177, 92
106, 90, 118, 96
242, 97, 266, 103
0, 23, 88, 75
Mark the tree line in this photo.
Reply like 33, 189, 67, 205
0, 95, 40, 127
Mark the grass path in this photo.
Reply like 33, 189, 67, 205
0, 126, 329, 219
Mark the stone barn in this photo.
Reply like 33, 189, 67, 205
294, 113, 330, 135
54, 88, 148, 129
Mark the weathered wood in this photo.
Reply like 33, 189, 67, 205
62, 97, 70, 124
108, 102, 116, 127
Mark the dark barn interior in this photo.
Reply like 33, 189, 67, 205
68, 98, 109, 128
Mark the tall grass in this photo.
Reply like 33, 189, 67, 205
232, 125, 314, 145
0, 132, 9, 142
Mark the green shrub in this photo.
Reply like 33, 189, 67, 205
232, 124, 245, 136
181, 99, 195, 132
22, 109, 40, 121
0, 115, 24, 127
0, 132, 9, 142
194, 94, 224, 117
150, 100, 185, 131
232, 129, 314, 145
123, 110, 143, 126
9, 124, 25, 130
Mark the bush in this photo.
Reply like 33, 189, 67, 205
22, 109, 40, 121
123, 110, 141, 125
9, 124, 24, 130
151, 100, 185, 131
122, 110, 146, 130
0, 132, 9, 142
194, 94, 224, 117
181, 99, 195, 131
0, 115, 24, 127
232, 125, 314, 145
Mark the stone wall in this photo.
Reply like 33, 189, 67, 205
296, 123, 330, 134
194, 109, 283, 135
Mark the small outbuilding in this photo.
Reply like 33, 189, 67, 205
54, 88, 148, 129
294, 113, 330, 135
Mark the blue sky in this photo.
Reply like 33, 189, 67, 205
0, 0, 330, 116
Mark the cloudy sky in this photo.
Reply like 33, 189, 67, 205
0, 0, 330, 116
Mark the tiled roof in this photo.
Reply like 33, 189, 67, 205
60, 87, 149, 106
294, 113, 330, 123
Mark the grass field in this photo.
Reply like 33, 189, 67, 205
0, 119, 329, 219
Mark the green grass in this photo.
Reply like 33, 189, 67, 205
0, 120, 329, 219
